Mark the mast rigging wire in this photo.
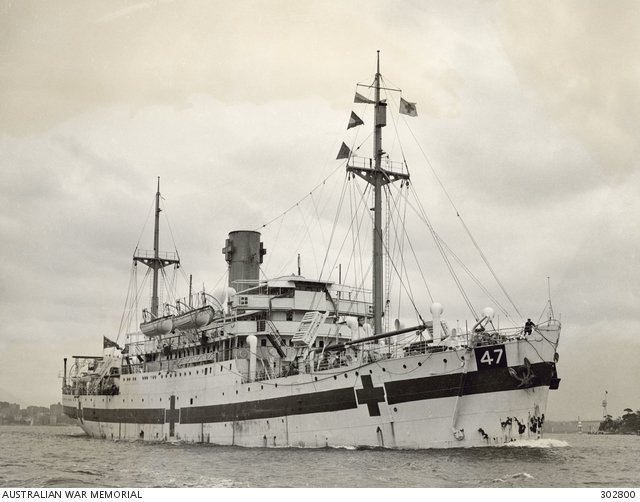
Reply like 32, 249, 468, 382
398, 110, 522, 320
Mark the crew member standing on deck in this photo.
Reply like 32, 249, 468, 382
524, 318, 536, 336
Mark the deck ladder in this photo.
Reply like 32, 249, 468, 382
292, 311, 328, 348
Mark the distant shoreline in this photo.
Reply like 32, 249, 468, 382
0, 422, 76, 427
587, 430, 640, 436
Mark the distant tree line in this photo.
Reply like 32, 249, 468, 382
599, 408, 640, 434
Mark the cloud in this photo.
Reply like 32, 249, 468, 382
0, 0, 486, 135
494, 0, 640, 180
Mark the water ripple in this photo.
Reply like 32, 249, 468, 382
0, 426, 639, 488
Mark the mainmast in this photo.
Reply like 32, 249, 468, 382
134, 177, 180, 318
347, 52, 410, 335
372, 54, 385, 336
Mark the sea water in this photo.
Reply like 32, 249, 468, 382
0, 425, 638, 488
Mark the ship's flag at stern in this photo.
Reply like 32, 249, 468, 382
104, 336, 119, 349
399, 98, 418, 117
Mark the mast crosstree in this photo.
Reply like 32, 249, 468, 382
133, 177, 180, 318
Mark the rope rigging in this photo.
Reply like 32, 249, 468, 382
243, 74, 525, 330
118, 70, 525, 338
399, 107, 523, 321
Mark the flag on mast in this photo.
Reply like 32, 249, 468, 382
399, 98, 418, 117
354, 92, 375, 104
336, 142, 351, 160
347, 111, 364, 129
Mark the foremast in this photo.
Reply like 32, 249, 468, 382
347, 52, 410, 335
133, 177, 180, 318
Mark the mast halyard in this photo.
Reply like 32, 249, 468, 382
133, 177, 180, 318
347, 52, 410, 335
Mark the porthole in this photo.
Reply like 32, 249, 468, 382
333, 375, 337, 380
418, 362, 422, 367
403, 365, 407, 369
443, 359, 448, 363
344, 374, 348, 378
382, 368, 386, 372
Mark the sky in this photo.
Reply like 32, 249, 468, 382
1, 0, 639, 422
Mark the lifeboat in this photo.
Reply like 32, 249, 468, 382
74, 373, 100, 383
172, 306, 215, 331
140, 316, 174, 337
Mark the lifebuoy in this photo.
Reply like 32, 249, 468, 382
239, 349, 248, 359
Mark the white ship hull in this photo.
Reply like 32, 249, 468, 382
63, 332, 558, 449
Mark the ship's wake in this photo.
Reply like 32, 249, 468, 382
502, 438, 570, 448
493, 472, 535, 483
